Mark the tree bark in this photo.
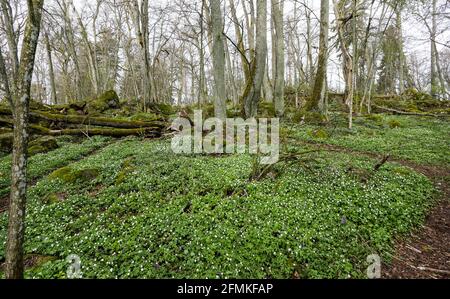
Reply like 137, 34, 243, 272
229, 0, 250, 85
307, 0, 329, 114
396, 6, 405, 94
271, 0, 285, 117
430, 0, 438, 98
44, 31, 57, 104
4, 0, 44, 279
198, 0, 208, 105
0, 0, 19, 79
243, 0, 267, 118
333, 0, 354, 128
210, 0, 227, 120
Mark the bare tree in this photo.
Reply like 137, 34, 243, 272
306, 0, 329, 114
271, 0, 285, 117
243, 0, 267, 118
0, 0, 45, 279
210, 0, 227, 119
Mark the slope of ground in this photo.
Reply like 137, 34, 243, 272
0, 115, 448, 279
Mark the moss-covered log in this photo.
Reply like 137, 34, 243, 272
48, 127, 162, 138
33, 111, 166, 129
372, 105, 448, 118
1, 107, 166, 129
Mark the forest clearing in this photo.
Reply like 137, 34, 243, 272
0, 0, 449, 283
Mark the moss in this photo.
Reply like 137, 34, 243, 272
67, 108, 80, 115
129, 112, 159, 122
203, 103, 215, 119
429, 108, 450, 115
29, 124, 51, 135
365, 114, 384, 122
183, 105, 195, 115
28, 145, 46, 156
29, 136, 58, 150
393, 167, 412, 176
388, 119, 401, 129
29, 99, 47, 111
48, 167, 74, 182
309, 128, 329, 139
293, 111, 327, 125
259, 102, 276, 118
374, 89, 449, 113
27, 137, 59, 156
88, 90, 120, 113
49, 167, 99, 183
115, 157, 136, 184
226, 106, 240, 118
155, 103, 174, 116
42, 192, 67, 204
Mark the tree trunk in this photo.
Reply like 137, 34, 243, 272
198, 0, 208, 105
305, 9, 314, 87
243, 0, 267, 118
333, 0, 354, 128
396, 7, 405, 94
271, 0, 285, 117
133, 0, 152, 108
430, 0, 438, 98
210, 0, 227, 120
0, 0, 19, 79
229, 0, 250, 85
44, 31, 57, 104
4, 0, 44, 279
350, 0, 357, 129
307, 0, 329, 114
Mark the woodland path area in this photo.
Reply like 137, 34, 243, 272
305, 141, 450, 279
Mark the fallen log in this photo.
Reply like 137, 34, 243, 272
0, 117, 54, 134
47, 127, 162, 138
373, 105, 448, 118
1, 116, 166, 139
32, 111, 166, 129
1, 107, 166, 129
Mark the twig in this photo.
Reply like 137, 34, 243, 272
373, 155, 390, 172
416, 267, 450, 275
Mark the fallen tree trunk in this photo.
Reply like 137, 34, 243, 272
373, 105, 447, 118
0, 107, 166, 129
47, 127, 162, 138
1, 116, 167, 139
32, 111, 166, 129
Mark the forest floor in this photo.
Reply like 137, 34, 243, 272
301, 139, 449, 278
0, 113, 448, 279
